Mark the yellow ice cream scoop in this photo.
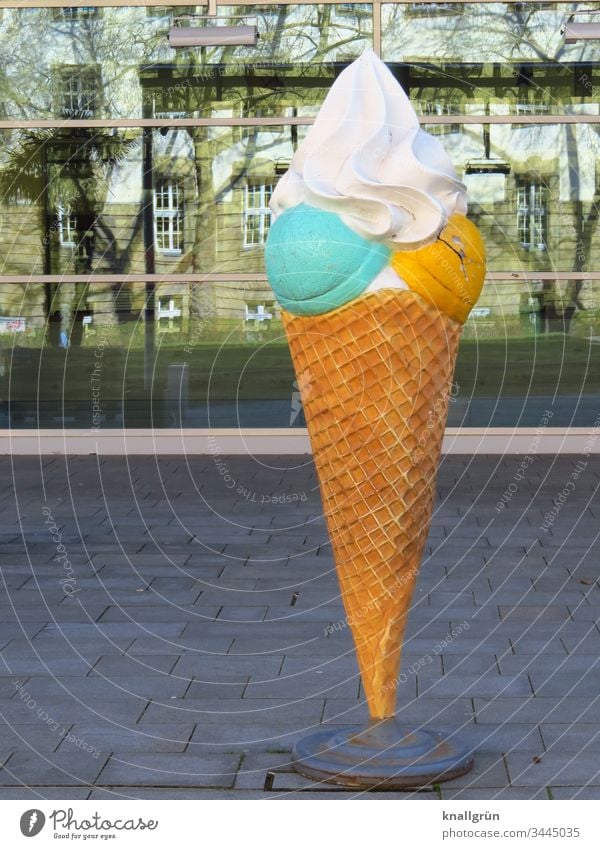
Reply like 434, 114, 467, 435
390, 214, 486, 325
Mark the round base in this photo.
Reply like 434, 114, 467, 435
292, 718, 474, 789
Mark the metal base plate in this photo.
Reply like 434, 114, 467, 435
292, 718, 474, 789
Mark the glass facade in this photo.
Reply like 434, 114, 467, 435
0, 2, 598, 430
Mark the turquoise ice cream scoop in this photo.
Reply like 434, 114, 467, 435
265, 203, 391, 316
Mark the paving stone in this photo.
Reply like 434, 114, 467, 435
245, 674, 359, 700
560, 632, 600, 653
498, 605, 572, 623
497, 653, 587, 676
529, 670, 600, 698
86, 788, 266, 799
437, 752, 510, 789
540, 723, 600, 753
98, 605, 220, 623
0, 604, 107, 623
4, 637, 134, 656
458, 723, 544, 755
509, 638, 569, 655
417, 672, 532, 699
474, 697, 600, 724
441, 655, 499, 674
56, 723, 195, 754
186, 720, 314, 750
217, 606, 268, 622
0, 787, 91, 799
0, 698, 146, 725
182, 621, 324, 640
185, 681, 247, 699
440, 787, 549, 800
40, 622, 186, 639
143, 697, 325, 726
21, 675, 189, 701
126, 637, 233, 654
280, 655, 363, 677
228, 637, 341, 656
96, 753, 240, 787
507, 751, 600, 787
0, 722, 72, 754
234, 752, 293, 789
171, 654, 283, 680
0, 750, 106, 786
91, 655, 179, 676
548, 786, 600, 799
404, 637, 513, 655
263, 605, 345, 622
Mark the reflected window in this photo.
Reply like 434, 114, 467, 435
157, 295, 183, 331
154, 180, 184, 255
57, 204, 77, 247
517, 181, 547, 251
418, 101, 462, 135
516, 101, 550, 116
243, 182, 273, 247
146, 6, 169, 17
336, 3, 371, 16
146, 5, 195, 17
56, 66, 99, 118
55, 7, 101, 20
406, 3, 461, 15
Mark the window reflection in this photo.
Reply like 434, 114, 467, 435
516, 180, 548, 252
2, 123, 598, 276
383, 2, 600, 115
0, 279, 598, 429
154, 180, 184, 255
0, 5, 372, 121
56, 66, 100, 119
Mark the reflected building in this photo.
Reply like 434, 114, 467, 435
0, 2, 598, 431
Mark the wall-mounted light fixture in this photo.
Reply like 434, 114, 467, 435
168, 0, 258, 49
464, 160, 510, 175
561, 10, 600, 42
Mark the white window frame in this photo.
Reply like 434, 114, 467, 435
157, 296, 183, 331
56, 204, 77, 247
516, 101, 550, 116
419, 101, 462, 135
56, 7, 100, 20
154, 180, 184, 256
243, 182, 273, 248
517, 181, 547, 251
59, 67, 98, 118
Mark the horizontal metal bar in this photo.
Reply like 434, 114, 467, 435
0, 0, 588, 6
0, 117, 314, 129
0, 271, 600, 283
0, 272, 599, 284
0, 427, 598, 456
1, 271, 600, 284
0, 0, 344, 6
0, 273, 267, 283
420, 115, 600, 124
485, 272, 600, 280
0, 115, 598, 129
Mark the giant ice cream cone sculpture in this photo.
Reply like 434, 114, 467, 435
265, 51, 486, 786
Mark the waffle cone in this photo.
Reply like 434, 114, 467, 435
283, 289, 461, 719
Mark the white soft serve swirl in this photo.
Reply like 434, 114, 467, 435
270, 50, 467, 249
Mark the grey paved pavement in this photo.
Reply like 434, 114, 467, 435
0, 453, 599, 800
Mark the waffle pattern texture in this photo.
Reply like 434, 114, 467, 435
283, 289, 462, 719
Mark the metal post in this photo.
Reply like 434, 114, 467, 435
142, 126, 155, 392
